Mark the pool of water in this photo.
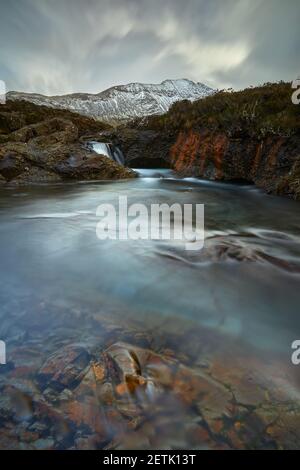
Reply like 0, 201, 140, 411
0, 170, 300, 449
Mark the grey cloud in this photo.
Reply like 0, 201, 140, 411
0, 0, 299, 94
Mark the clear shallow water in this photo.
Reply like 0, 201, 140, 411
0, 170, 300, 449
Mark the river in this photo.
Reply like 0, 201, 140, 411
0, 170, 300, 449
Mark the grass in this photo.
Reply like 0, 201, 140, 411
0, 99, 111, 137
137, 82, 300, 139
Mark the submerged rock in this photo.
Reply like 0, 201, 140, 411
38, 344, 91, 392
0, 320, 300, 450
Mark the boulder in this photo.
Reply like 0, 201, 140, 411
0, 150, 26, 180
37, 344, 91, 392
54, 150, 135, 180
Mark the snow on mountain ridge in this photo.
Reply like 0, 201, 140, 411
7, 79, 215, 123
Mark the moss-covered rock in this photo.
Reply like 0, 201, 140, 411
0, 102, 136, 183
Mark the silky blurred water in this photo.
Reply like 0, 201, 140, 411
0, 170, 300, 353
1, 170, 300, 449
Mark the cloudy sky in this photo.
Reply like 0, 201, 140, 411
0, 0, 299, 95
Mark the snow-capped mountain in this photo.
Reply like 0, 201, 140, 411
7, 79, 215, 123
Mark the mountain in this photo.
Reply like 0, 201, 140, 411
7, 79, 215, 123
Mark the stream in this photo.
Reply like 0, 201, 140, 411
0, 170, 300, 449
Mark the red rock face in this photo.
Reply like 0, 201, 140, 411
171, 131, 230, 180
267, 137, 285, 168
170, 130, 299, 195
213, 133, 228, 179
170, 130, 216, 175
251, 142, 263, 178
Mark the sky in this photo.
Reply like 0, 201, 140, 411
0, 0, 299, 95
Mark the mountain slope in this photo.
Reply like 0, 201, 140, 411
7, 79, 215, 123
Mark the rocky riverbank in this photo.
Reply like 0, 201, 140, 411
103, 83, 300, 199
170, 130, 300, 198
0, 101, 136, 184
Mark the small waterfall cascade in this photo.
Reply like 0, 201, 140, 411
89, 141, 125, 165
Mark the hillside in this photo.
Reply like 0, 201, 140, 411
138, 82, 300, 138
7, 79, 215, 123
106, 82, 300, 199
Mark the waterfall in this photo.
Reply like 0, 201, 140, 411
89, 141, 125, 166
113, 146, 125, 165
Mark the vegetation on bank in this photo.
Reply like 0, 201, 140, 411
0, 100, 111, 140
136, 82, 300, 139
0, 101, 135, 183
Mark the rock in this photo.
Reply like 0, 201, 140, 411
99, 342, 236, 448
0, 150, 26, 180
10, 388, 34, 422
200, 236, 260, 263
38, 344, 91, 392
102, 122, 300, 200
33, 438, 55, 450
11, 167, 62, 184
28, 421, 48, 433
97, 382, 114, 406
253, 404, 300, 450
198, 235, 300, 272
0, 110, 26, 133
54, 150, 135, 180
0, 103, 136, 184
0, 319, 299, 450
0, 392, 14, 419
105, 342, 162, 396
101, 128, 172, 168
75, 435, 100, 450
